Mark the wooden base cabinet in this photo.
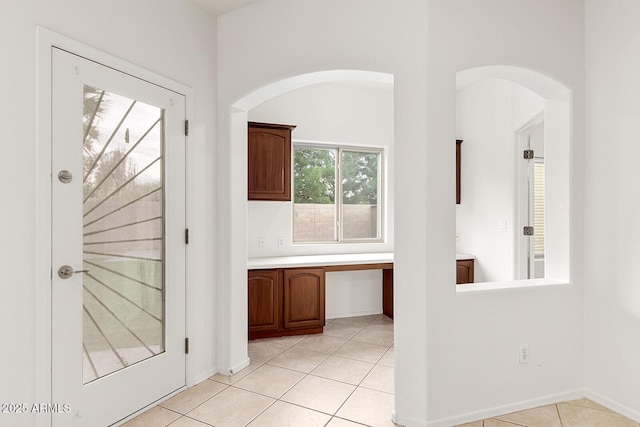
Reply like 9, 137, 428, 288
249, 268, 325, 340
248, 269, 281, 333
382, 268, 393, 319
283, 268, 325, 330
456, 259, 474, 284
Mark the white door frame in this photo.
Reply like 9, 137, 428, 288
36, 27, 195, 427
515, 112, 544, 280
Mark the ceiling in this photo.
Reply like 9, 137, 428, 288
193, 0, 260, 16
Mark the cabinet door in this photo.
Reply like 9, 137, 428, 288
283, 268, 325, 329
248, 269, 281, 332
248, 123, 293, 201
456, 259, 474, 284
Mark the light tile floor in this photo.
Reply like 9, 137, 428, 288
456, 398, 640, 427
123, 314, 395, 427
123, 314, 639, 427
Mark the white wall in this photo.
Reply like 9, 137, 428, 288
427, 0, 585, 425
325, 271, 384, 318
584, 0, 640, 420
0, 2, 217, 426
456, 79, 544, 282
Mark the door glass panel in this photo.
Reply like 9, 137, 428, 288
82, 85, 165, 384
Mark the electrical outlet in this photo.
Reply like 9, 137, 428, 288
519, 344, 529, 364
277, 236, 285, 247
258, 236, 265, 248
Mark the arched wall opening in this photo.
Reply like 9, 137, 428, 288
455, 65, 571, 289
221, 69, 395, 373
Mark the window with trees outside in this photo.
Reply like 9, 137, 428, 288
293, 143, 383, 243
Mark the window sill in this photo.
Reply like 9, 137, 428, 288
456, 278, 570, 294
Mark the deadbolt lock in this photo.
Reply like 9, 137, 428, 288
58, 170, 73, 183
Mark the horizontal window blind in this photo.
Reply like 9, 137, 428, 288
534, 162, 545, 255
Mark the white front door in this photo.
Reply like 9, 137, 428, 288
51, 48, 186, 426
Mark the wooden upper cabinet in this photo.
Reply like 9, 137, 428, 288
248, 122, 296, 201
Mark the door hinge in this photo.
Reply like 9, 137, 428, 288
523, 149, 534, 159
523, 226, 534, 236
185, 228, 190, 244
185, 120, 189, 136
185, 337, 190, 354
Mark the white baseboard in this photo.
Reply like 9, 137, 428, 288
191, 367, 219, 386
326, 309, 383, 319
216, 357, 251, 376
585, 389, 640, 423
394, 413, 428, 427
427, 389, 584, 427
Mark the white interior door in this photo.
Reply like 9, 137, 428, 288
51, 48, 186, 426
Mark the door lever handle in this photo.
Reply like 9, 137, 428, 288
57, 265, 89, 279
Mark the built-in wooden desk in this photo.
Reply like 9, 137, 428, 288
323, 262, 394, 319
247, 253, 394, 339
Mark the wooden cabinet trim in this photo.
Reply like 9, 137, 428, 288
248, 121, 297, 131
323, 262, 393, 272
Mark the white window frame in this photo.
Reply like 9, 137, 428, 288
292, 141, 385, 244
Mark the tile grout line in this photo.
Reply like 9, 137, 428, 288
236, 317, 378, 426
326, 318, 392, 424
167, 413, 216, 427
169, 383, 230, 422
491, 418, 528, 427
241, 396, 278, 427
271, 314, 392, 425
131, 315, 392, 426
556, 403, 565, 427
327, 415, 371, 427
561, 400, 614, 413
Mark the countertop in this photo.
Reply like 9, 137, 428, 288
247, 252, 474, 269
248, 252, 394, 269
